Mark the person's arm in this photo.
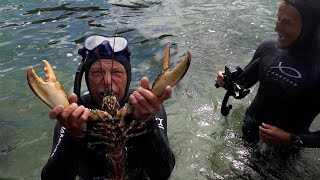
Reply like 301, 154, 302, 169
258, 123, 320, 148
134, 106, 175, 180
238, 38, 280, 89
41, 123, 84, 180
42, 93, 89, 180
216, 47, 261, 90
294, 131, 320, 148
235, 44, 268, 90
236, 57, 260, 89
129, 77, 175, 179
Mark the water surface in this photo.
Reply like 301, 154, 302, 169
1, 0, 320, 179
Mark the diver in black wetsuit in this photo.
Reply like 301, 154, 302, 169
216, 0, 320, 149
41, 35, 175, 180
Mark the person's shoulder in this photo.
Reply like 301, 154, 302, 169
257, 36, 277, 49
254, 36, 278, 55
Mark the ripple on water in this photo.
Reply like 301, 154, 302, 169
1, 0, 319, 179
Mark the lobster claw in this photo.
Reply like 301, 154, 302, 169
151, 43, 191, 96
27, 60, 70, 109
27, 44, 191, 108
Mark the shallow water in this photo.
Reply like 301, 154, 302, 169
1, 0, 320, 179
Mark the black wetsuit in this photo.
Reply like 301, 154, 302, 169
238, 37, 320, 148
41, 91, 175, 180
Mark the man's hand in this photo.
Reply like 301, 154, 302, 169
259, 123, 291, 147
49, 93, 90, 138
129, 77, 172, 122
215, 71, 225, 87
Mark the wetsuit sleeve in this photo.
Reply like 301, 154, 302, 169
236, 57, 260, 89
236, 40, 272, 89
134, 105, 175, 180
298, 131, 320, 148
41, 123, 84, 180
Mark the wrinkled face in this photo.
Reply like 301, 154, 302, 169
275, 1, 303, 49
88, 59, 127, 105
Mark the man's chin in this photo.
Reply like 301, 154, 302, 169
277, 37, 293, 49
277, 41, 289, 49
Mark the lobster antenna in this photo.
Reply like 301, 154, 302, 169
110, 26, 119, 95
96, 27, 119, 97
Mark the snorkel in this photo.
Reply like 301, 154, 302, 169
74, 35, 131, 107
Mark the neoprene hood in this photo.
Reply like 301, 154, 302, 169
76, 36, 132, 106
284, 0, 320, 46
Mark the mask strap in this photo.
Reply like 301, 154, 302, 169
110, 27, 119, 95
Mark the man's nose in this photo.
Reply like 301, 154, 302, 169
103, 72, 112, 89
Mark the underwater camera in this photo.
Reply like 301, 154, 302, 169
216, 65, 250, 116
222, 66, 243, 90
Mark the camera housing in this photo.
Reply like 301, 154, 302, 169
223, 66, 243, 91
